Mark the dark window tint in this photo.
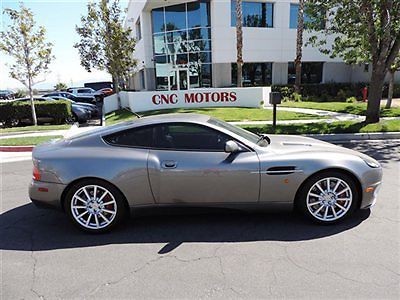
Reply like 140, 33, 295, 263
152, 8, 165, 33
154, 123, 230, 151
231, 1, 273, 28
165, 3, 187, 31
288, 62, 323, 84
104, 126, 154, 148
187, 1, 211, 28
232, 62, 272, 86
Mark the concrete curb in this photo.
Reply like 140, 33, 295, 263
0, 146, 34, 152
306, 132, 400, 142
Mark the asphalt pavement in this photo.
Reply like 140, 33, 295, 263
1, 140, 399, 299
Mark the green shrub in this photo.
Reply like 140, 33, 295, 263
346, 96, 358, 103
0, 100, 72, 127
273, 82, 400, 102
292, 92, 302, 102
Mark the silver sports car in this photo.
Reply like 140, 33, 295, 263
29, 113, 382, 232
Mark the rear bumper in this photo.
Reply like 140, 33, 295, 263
29, 180, 66, 210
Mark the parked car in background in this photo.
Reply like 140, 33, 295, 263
44, 95, 101, 118
43, 91, 96, 104
67, 87, 103, 97
99, 88, 114, 96
16, 97, 91, 124
0, 90, 15, 100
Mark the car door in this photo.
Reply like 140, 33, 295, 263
147, 122, 260, 204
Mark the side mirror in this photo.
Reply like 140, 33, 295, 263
225, 140, 240, 153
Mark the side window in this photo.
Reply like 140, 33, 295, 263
153, 123, 231, 151
77, 89, 87, 93
103, 126, 154, 148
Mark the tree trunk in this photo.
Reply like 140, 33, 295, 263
113, 75, 121, 109
294, 0, 304, 94
28, 78, 37, 126
365, 67, 386, 124
385, 70, 395, 109
236, 0, 243, 87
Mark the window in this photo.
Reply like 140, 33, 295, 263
232, 62, 272, 86
103, 126, 154, 148
288, 62, 324, 84
135, 18, 142, 40
77, 89, 91, 93
153, 123, 231, 151
231, 1, 274, 28
151, 1, 212, 90
289, 4, 325, 29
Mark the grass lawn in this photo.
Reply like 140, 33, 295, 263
241, 119, 400, 135
0, 135, 63, 146
0, 124, 70, 134
106, 107, 325, 125
281, 101, 400, 117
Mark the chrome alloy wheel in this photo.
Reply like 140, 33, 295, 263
306, 177, 353, 222
71, 185, 117, 230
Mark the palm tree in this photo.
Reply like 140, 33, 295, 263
236, 0, 243, 87
294, 0, 304, 93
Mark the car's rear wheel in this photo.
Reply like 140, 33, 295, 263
65, 179, 126, 233
297, 171, 359, 224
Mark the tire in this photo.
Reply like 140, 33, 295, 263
296, 171, 359, 224
64, 179, 127, 233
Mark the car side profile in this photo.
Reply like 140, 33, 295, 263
29, 114, 382, 233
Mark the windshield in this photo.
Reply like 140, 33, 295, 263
207, 118, 268, 147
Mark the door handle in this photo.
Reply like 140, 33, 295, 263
161, 160, 177, 169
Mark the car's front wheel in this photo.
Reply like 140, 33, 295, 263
64, 179, 127, 233
297, 171, 359, 224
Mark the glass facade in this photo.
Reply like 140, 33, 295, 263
231, 1, 274, 28
288, 62, 324, 84
152, 1, 212, 90
232, 63, 273, 86
289, 4, 325, 29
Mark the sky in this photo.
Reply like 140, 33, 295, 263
0, 0, 129, 90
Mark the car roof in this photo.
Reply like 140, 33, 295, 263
68, 113, 212, 140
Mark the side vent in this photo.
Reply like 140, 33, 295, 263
266, 166, 299, 175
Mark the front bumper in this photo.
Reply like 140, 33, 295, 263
29, 180, 66, 210
359, 167, 383, 209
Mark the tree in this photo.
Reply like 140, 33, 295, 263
0, 4, 54, 126
385, 55, 400, 109
54, 82, 68, 91
294, 0, 305, 94
75, 0, 137, 107
306, 0, 400, 124
235, 0, 243, 87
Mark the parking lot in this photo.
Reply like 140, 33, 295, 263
1, 140, 399, 299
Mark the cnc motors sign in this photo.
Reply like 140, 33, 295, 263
103, 87, 271, 113
151, 91, 238, 106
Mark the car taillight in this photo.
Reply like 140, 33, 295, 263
33, 166, 41, 181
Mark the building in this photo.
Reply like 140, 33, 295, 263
124, 0, 397, 92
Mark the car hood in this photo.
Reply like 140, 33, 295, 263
266, 135, 361, 157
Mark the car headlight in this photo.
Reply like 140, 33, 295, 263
363, 157, 380, 168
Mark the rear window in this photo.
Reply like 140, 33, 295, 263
103, 126, 153, 148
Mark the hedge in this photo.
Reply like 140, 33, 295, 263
0, 100, 72, 127
272, 83, 400, 102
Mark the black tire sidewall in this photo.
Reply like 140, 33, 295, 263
296, 171, 359, 224
64, 179, 126, 233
